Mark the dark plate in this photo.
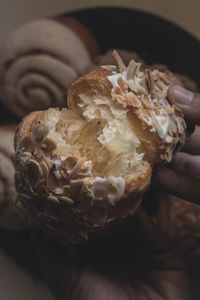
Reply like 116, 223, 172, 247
66, 6, 200, 88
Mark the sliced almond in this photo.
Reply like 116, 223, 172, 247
112, 93, 127, 108
40, 160, 49, 178
48, 195, 59, 203
159, 73, 170, 85
33, 123, 49, 143
140, 108, 151, 118
146, 70, 155, 99
101, 65, 117, 72
165, 135, 173, 143
127, 59, 138, 79
41, 138, 57, 153
177, 119, 186, 134
126, 92, 142, 108
128, 79, 137, 93
62, 156, 78, 170
59, 196, 74, 205
140, 96, 154, 109
136, 63, 142, 74
112, 86, 123, 96
164, 107, 175, 115
149, 111, 163, 132
172, 105, 184, 117
155, 80, 167, 92
117, 77, 129, 91
140, 76, 149, 93
112, 50, 126, 72
128, 79, 147, 95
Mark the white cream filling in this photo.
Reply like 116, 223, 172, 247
107, 71, 181, 143
151, 111, 173, 139
79, 93, 141, 156
107, 71, 127, 87
97, 119, 140, 155
91, 176, 125, 204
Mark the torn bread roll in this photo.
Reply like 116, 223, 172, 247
0, 17, 99, 118
14, 51, 187, 245
0, 125, 26, 229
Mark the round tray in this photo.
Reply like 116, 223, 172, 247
67, 6, 200, 87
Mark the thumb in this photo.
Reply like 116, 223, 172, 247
168, 85, 200, 124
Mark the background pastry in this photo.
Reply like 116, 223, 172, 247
0, 125, 26, 229
0, 17, 99, 118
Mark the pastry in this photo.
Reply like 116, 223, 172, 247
0, 125, 26, 229
14, 51, 187, 244
0, 17, 99, 118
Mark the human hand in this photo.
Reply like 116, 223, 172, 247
153, 85, 200, 203
31, 208, 190, 300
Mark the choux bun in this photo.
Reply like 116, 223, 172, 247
14, 51, 187, 244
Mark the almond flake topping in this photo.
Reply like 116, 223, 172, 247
101, 65, 117, 72
127, 59, 140, 79
117, 77, 129, 91
104, 50, 186, 150
140, 96, 154, 109
112, 50, 126, 72
164, 107, 175, 115
126, 92, 142, 108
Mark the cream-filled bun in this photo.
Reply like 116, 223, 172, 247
14, 51, 187, 245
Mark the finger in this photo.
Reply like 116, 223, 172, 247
182, 125, 200, 154
171, 152, 200, 177
152, 166, 200, 204
31, 232, 81, 300
168, 85, 200, 124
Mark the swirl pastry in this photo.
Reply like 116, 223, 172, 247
0, 125, 26, 229
14, 51, 187, 244
0, 17, 99, 118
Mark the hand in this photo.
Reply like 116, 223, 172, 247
31, 208, 189, 300
153, 85, 200, 203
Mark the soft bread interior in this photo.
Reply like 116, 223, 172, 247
45, 92, 145, 180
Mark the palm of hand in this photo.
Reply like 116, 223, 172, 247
65, 243, 188, 300
33, 210, 190, 300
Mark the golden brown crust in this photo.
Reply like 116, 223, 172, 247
14, 107, 153, 244
67, 69, 113, 110
14, 111, 46, 150
14, 53, 187, 245
124, 162, 152, 196
68, 67, 186, 164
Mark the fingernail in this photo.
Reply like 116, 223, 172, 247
171, 85, 194, 105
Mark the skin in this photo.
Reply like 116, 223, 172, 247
32, 85, 200, 300
32, 208, 189, 300
153, 85, 200, 204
